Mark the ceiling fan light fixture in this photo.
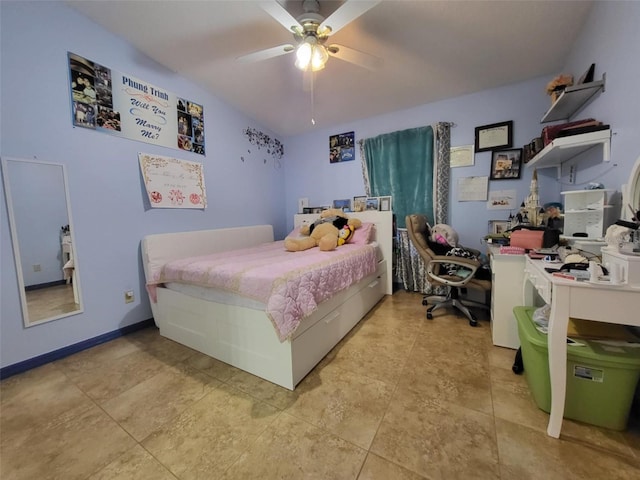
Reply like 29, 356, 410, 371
295, 42, 313, 70
295, 40, 328, 72
311, 44, 328, 71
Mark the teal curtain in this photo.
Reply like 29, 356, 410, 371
363, 126, 434, 228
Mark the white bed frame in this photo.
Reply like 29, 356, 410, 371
141, 211, 393, 390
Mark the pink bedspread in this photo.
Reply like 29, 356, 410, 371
146, 241, 378, 341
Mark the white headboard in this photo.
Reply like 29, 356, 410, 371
293, 211, 394, 294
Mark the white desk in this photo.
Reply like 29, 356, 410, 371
523, 256, 640, 438
488, 246, 526, 349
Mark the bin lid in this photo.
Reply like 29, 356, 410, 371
514, 306, 640, 366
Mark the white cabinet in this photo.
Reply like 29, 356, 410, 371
561, 189, 617, 240
489, 246, 526, 349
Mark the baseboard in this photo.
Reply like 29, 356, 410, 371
0, 318, 156, 380
25, 279, 67, 291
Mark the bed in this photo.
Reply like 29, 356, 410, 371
141, 211, 393, 390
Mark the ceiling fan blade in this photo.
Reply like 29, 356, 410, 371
319, 0, 380, 36
237, 44, 295, 63
260, 1, 303, 33
327, 44, 382, 71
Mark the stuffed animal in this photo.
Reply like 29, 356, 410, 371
430, 224, 458, 248
285, 208, 362, 252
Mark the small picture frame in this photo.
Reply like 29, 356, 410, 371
332, 198, 352, 212
379, 196, 392, 211
352, 195, 367, 212
365, 197, 380, 211
490, 148, 523, 180
475, 120, 513, 152
489, 220, 510, 235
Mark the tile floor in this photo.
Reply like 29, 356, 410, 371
1, 290, 639, 479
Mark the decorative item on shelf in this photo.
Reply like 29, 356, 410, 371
541, 118, 601, 146
546, 73, 574, 104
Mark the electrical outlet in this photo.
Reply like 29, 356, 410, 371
569, 165, 576, 184
33, 264, 41, 272
124, 290, 135, 304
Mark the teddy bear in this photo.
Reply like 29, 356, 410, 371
285, 208, 362, 252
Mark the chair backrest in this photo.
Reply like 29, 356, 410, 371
405, 214, 436, 263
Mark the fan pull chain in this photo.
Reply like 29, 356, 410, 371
310, 69, 315, 125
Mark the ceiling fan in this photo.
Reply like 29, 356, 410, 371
238, 0, 382, 72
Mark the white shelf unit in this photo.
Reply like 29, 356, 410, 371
541, 75, 605, 123
525, 129, 611, 177
561, 189, 617, 240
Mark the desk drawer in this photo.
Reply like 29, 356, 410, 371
524, 265, 552, 304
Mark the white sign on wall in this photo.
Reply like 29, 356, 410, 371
138, 153, 206, 209
68, 52, 205, 155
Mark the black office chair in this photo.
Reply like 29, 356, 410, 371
405, 214, 491, 326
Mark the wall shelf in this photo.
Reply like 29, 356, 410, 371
541, 74, 605, 123
525, 129, 611, 177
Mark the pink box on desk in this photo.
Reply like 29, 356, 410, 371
510, 230, 544, 251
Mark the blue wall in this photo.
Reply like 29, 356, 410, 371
2, 1, 639, 369
283, 1, 640, 250
0, 1, 286, 368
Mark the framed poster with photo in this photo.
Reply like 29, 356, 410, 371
490, 148, 522, 180
379, 196, 392, 211
475, 120, 513, 152
329, 131, 355, 163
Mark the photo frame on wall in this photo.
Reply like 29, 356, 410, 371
490, 148, 523, 180
379, 196, 392, 211
475, 120, 513, 152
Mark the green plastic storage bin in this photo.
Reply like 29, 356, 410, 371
514, 306, 640, 430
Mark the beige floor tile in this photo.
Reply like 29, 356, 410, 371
490, 364, 550, 431
220, 412, 367, 480
488, 345, 519, 370
185, 351, 243, 382
54, 336, 143, 379
370, 387, 500, 479
399, 352, 493, 416
495, 417, 640, 479
100, 363, 220, 441
285, 361, 394, 449
88, 444, 177, 480
71, 349, 169, 402
358, 453, 429, 480
0, 363, 94, 448
142, 384, 280, 480
327, 325, 415, 385
0, 403, 135, 480
138, 334, 199, 364
226, 369, 300, 410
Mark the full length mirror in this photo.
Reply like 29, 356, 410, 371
2, 157, 83, 326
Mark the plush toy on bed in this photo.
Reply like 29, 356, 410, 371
285, 208, 362, 252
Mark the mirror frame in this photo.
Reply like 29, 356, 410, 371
2, 156, 84, 327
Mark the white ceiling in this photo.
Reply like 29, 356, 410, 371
66, 0, 594, 137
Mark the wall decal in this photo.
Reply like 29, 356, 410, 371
242, 127, 284, 167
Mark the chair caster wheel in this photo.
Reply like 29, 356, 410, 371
422, 299, 428, 306
469, 320, 478, 327
426, 312, 433, 320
